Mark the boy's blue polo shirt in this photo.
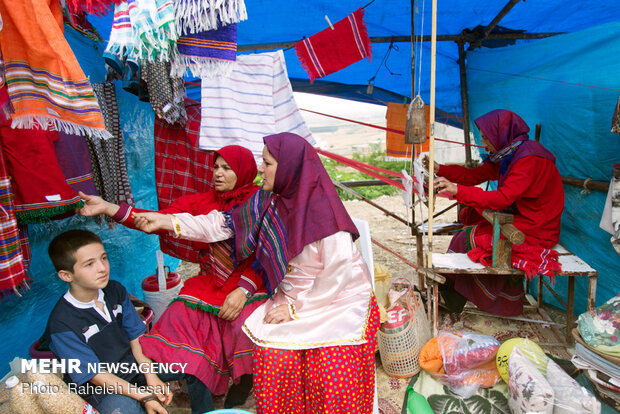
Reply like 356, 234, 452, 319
46, 280, 146, 386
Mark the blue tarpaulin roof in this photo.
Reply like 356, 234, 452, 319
1, 1, 619, 372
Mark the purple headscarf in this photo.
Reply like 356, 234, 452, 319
231, 133, 359, 295
265, 132, 359, 255
474, 109, 556, 187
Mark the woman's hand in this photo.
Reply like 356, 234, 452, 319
76, 191, 120, 217
219, 288, 246, 321
132, 212, 173, 233
422, 155, 440, 175
433, 177, 457, 195
264, 304, 293, 324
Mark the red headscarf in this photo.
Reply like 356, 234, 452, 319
213, 145, 259, 210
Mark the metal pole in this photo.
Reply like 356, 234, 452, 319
457, 39, 473, 166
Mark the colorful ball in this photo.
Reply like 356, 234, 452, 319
496, 338, 547, 382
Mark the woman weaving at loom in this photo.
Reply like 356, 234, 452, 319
77, 145, 265, 408
133, 133, 379, 414
425, 109, 564, 316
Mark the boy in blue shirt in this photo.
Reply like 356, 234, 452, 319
45, 230, 213, 414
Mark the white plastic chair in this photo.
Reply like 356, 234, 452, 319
351, 217, 379, 414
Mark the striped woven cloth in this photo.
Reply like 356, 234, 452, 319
172, 22, 238, 78
0, 147, 27, 295
198, 50, 314, 161
294, 8, 371, 83
230, 190, 290, 295
174, 0, 247, 35
0, 0, 109, 139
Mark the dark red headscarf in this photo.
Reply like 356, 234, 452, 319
475, 109, 556, 187
231, 133, 358, 294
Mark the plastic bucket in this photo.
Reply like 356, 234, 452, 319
141, 271, 183, 322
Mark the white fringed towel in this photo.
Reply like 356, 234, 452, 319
199, 50, 314, 161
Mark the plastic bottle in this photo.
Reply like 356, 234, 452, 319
5, 375, 46, 414
406, 386, 434, 414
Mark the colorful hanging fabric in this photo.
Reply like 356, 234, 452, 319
90, 82, 134, 207
54, 132, 99, 196
105, 0, 177, 65
154, 99, 213, 261
65, 0, 116, 16
174, 0, 247, 35
294, 8, 372, 83
172, 22, 238, 78
385, 102, 429, 161
0, 0, 109, 139
0, 125, 83, 224
199, 50, 314, 160
142, 61, 187, 126
127, 0, 177, 61
612, 97, 620, 134
0, 145, 27, 296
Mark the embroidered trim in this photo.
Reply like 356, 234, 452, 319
173, 215, 181, 236
243, 295, 374, 347
289, 303, 299, 320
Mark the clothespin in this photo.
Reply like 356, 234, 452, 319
325, 15, 335, 30
403, 96, 408, 108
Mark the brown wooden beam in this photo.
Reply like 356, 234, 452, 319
468, 0, 523, 50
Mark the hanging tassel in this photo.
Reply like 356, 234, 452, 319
611, 96, 620, 135
405, 95, 427, 144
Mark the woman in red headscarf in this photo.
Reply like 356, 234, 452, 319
77, 145, 264, 408
427, 109, 564, 316
132, 133, 379, 414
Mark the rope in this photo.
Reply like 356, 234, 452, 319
581, 177, 592, 194
301, 108, 484, 148
316, 148, 407, 190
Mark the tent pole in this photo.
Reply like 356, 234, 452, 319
469, 0, 523, 50
457, 39, 473, 166
237, 33, 561, 52
427, 0, 437, 273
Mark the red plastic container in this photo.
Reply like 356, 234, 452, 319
141, 271, 182, 292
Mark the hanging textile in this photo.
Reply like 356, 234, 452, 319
294, 8, 371, 83
154, 99, 213, 261
199, 50, 314, 160
65, 0, 115, 16
385, 102, 429, 161
174, 0, 247, 35
18, 226, 31, 270
104, 0, 177, 66
0, 0, 109, 139
0, 125, 82, 224
172, 22, 238, 78
54, 132, 99, 196
612, 97, 620, 134
90, 82, 134, 207
0, 144, 27, 296
142, 61, 187, 126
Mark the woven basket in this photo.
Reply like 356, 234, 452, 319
378, 277, 431, 378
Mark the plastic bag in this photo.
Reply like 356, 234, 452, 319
418, 331, 502, 397
508, 343, 601, 414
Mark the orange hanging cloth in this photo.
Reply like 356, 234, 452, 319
0, 0, 109, 139
385, 102, 429, 160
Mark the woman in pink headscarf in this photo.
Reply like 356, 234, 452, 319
427, 109, 564, 316
133, 133, 379, 414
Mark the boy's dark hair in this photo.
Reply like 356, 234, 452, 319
48, 230, 103, 272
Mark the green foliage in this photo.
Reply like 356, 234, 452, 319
320, 149, 408, 200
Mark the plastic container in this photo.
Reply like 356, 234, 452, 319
5, 375, 46, 414
141, 268, 183, 322
27, 371, 98, 414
